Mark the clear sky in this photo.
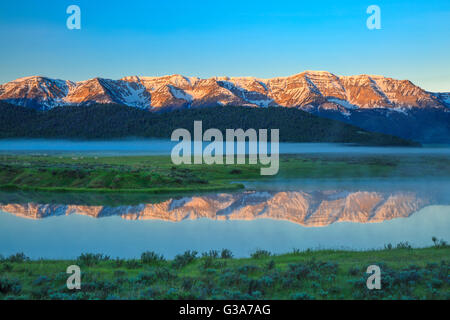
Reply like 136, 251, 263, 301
0, 0, 449, 91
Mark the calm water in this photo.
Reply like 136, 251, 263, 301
0, 206, 448, 259
0, 139, 449, 258
0, 180, 449, 259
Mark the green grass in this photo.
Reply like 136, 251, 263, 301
0, 154, 448, 194
1, 244, 448, 300
0, 155, 254, 193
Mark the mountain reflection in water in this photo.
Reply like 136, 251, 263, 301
0, 190, 435, 227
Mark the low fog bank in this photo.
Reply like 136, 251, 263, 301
0, 139, 449, 156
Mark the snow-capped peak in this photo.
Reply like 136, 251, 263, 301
0, 71, 446, 112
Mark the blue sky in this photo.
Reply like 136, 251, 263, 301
0, 0, 449, 91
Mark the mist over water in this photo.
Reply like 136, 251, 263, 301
0, 139, 450, 156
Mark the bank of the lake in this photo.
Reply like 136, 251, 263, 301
0, 153, 449, 194
0, 245, 448, 300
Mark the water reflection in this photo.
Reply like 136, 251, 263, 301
0, 186, 449, 258
0, 189, 438, 227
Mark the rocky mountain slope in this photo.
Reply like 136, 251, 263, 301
1, 71, 449, 142
0, 190, 431, 227
1, 71, 448, 111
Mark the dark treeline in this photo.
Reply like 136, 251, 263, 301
0, 102, 417, 145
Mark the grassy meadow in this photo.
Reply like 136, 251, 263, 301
0, 242, 448, 300
0, 153, 449, 194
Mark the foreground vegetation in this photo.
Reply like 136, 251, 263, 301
0, 239, 448, 300
0, 154, 448, 195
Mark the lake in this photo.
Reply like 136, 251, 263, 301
1, 139, 450, 156
0, 139, 449, 259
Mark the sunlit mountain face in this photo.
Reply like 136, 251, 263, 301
0, 190, 434, 227
1, 71, 449, 143
1, 72, 447, 110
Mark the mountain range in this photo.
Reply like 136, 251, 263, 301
1, 71, 449, 142
0, 190, 431, 227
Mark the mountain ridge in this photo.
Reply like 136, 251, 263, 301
1, 71, 448, 111
1, 71, 449, 142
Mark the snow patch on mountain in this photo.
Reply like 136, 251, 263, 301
169, 86, 193, 102
328, 98, 359, 110
120, 81, 151, 108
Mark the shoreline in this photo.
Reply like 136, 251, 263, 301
1, 245, 448, 300
0, 183, 244, 194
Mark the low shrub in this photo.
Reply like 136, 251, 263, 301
396, 241, 412, 249
237, 264, 259, 275
0, 263, 13, 273
266, 260, 275, 270
181, 277, 196, 291
432, 237, 448, 248
141, 251, 165, 264
6, 252, 29, 263
136, 272, 157, 285
125, 260, 142, 269
348, 266, 361, 276
200, 256, 226, 270
33, 275, 52, 286
172, 250, 198, 269
250, 250, 271, 259
286, 263, 312, 280
0, 277, 22, 295
202, 250, 219, 259
113, 257, 125, 268
76, 253, 110, 266
220, 249, 233, 259
154, 267, 178, 282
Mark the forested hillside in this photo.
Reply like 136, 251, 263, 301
0, 102, 417, 146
